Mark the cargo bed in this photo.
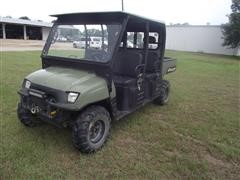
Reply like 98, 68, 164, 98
162, 57, 177, 75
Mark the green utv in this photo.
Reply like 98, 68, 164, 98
17, 12, 176, 153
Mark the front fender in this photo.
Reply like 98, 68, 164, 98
70, 76, 109, 110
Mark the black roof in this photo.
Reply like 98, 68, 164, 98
51, 11, 165, 25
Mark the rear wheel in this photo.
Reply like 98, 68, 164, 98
154, 80, 170, 105
72, 105, 111, 153
17, 103, 40, 127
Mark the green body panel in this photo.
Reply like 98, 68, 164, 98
26, 66, 115, 110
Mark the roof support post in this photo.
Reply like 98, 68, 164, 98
143, 22, 149, 74
23, 25, 27, 40
2, 23, 6, 39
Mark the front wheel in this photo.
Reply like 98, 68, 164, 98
154, 80, 170, 105
72, 105, 111, 153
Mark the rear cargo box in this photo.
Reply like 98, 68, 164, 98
162, 57, 177, 75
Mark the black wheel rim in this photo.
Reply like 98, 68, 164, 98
89, 120, 105, 143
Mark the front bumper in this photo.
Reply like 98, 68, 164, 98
18, 86, 79, 126
18, 89, 79, 111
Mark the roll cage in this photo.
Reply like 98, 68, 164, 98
41, 11, 166, 92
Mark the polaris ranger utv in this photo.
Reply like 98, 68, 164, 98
17, 12, 176, 153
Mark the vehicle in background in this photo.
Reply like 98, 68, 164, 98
57, 36, 67, 42
73, 37, 107, 49
73, 37, 91, 48
90, 37, 102, 49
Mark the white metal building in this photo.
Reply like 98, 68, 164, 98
0, 17, 52, 41
166, 25, 240, 56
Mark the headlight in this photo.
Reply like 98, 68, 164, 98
25, 80, 31, 89
67, 92, 79, 103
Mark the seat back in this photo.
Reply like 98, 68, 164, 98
146, 52, 159, 73
113, 51, 142, 77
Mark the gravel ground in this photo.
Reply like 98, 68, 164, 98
0, 39, 75, 52
0, 39, 46, 51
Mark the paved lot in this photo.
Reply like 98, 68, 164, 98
0, 39, 46, 51
0, 39, 76, 52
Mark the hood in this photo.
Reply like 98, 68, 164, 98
26, 66, 97, 91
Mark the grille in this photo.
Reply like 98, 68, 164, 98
29, 96, 47, 111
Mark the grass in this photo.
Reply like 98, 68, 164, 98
48, 49, 85, 59
0, 50, 240, 179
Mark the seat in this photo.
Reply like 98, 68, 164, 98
145, 52, 159, 78
143, 35, 160, 78
113, 51, 142, 86
145, 52, 160, 99
113, 51, 143, 110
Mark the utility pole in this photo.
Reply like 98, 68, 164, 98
121, 0, 124, 11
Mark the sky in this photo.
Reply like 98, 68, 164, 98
0, 0, 232, 25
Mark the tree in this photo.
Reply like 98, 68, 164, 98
82, 29, 102, 37
19, 16, 31, 20
59, 28, 81, 40
222, 0, 240, 48
182, 22, 190, 26
171, 23, 190, 26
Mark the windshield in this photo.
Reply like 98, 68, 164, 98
46, 24, 122, 63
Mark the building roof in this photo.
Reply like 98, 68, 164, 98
0, 16, 52, 27
166, 25, 221, 28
